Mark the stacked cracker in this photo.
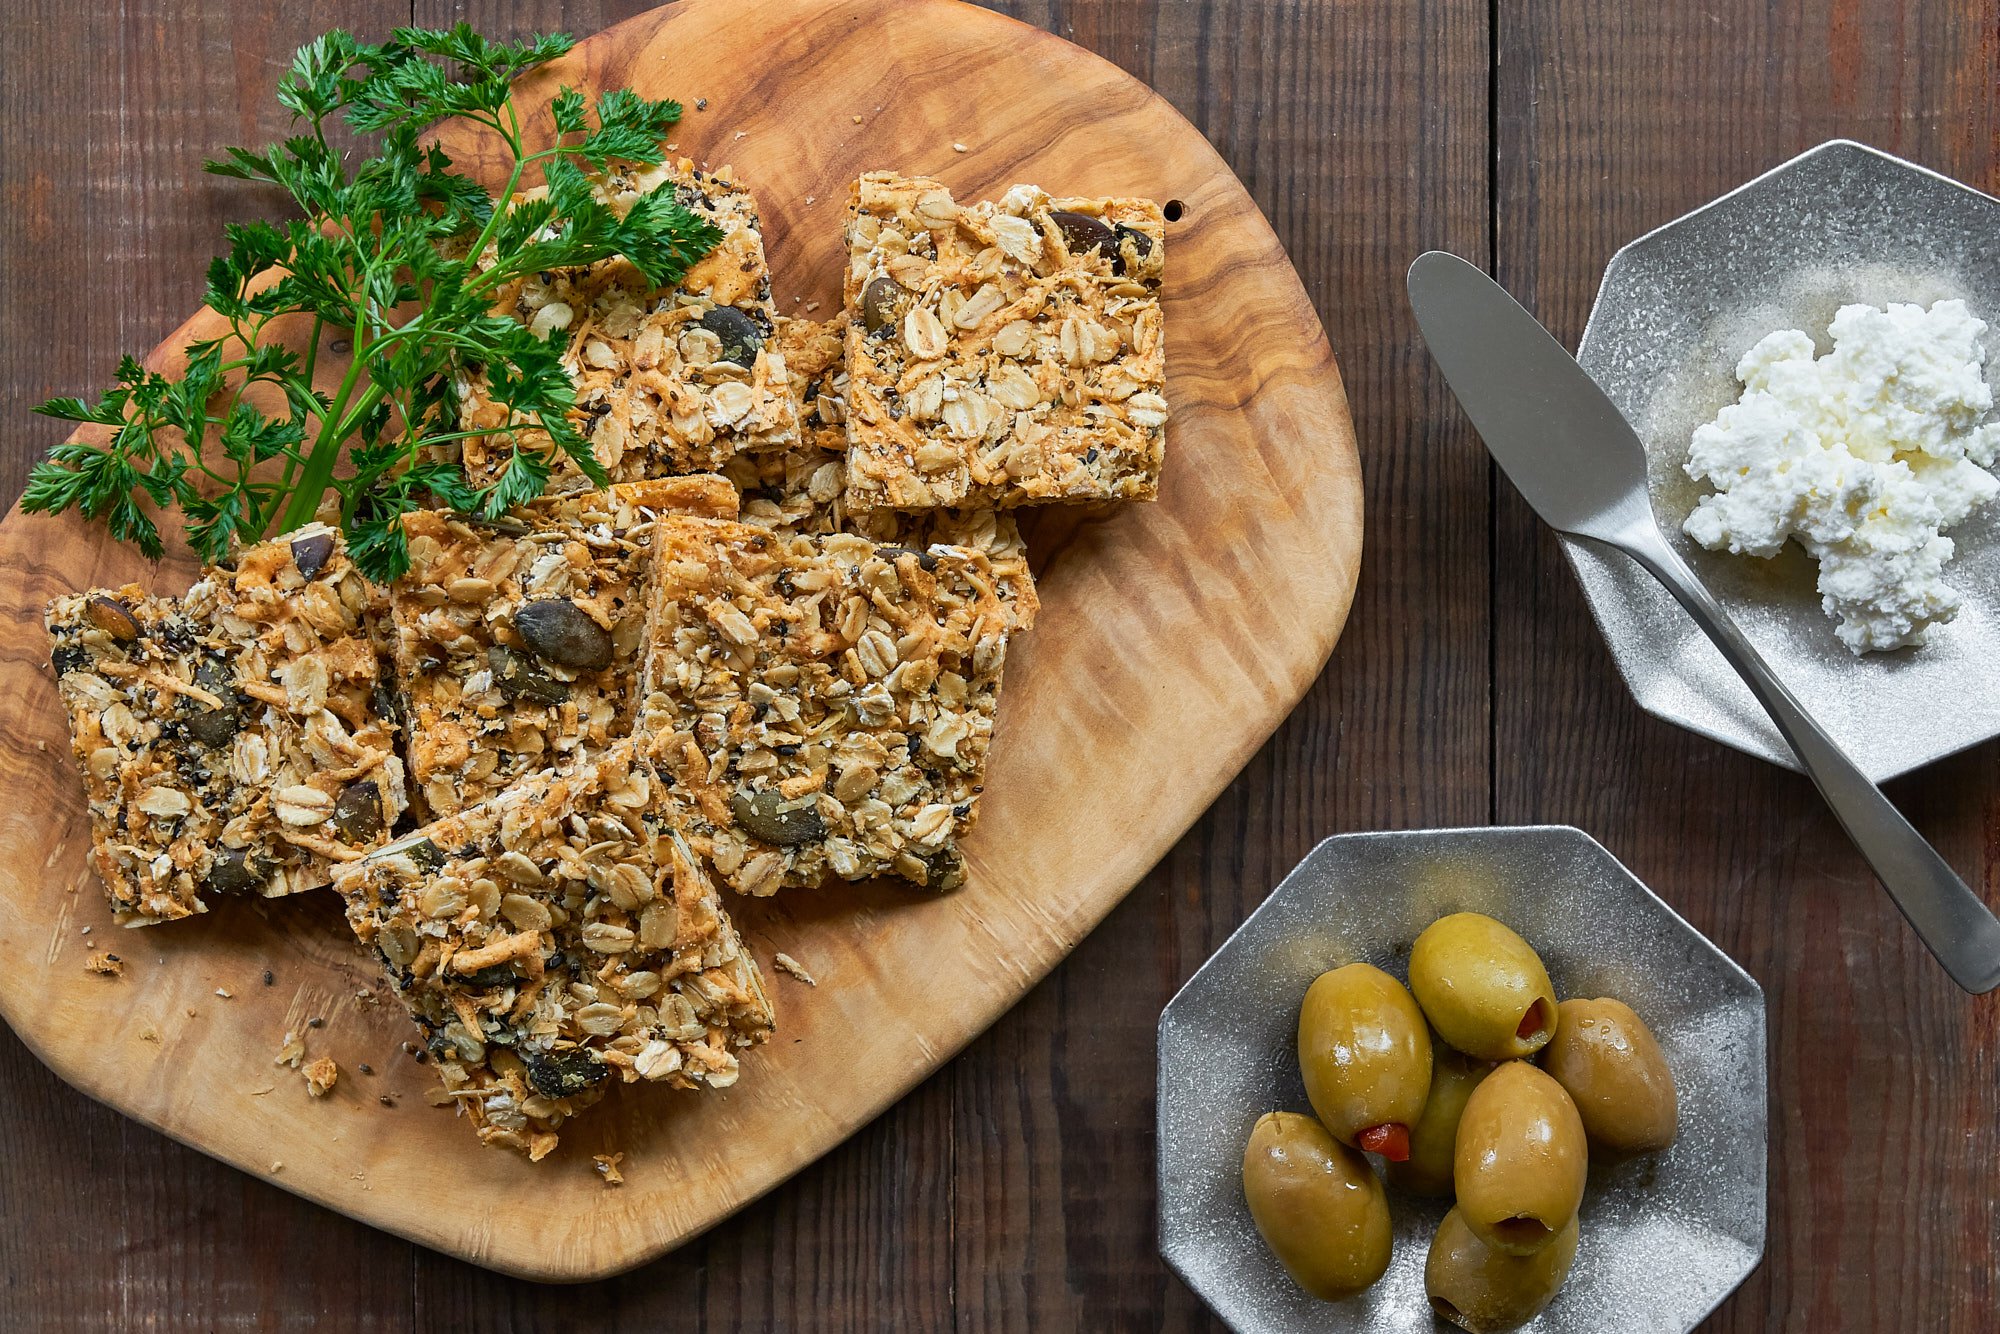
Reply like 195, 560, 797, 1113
44, 161, 1168, 1160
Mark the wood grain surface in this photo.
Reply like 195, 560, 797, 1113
0, 0, 1361, 1285
0, 0, 1994, 1329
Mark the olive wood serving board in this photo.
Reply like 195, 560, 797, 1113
0, 0, 1361, 1281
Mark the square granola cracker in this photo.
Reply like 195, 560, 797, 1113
458, 160, 798, 492
46, 524, 407, 924
638, 514, 1016, 896
334, 741, 772, 1161
392, 476, 737, 820
840, 172, 1167, 512
730, 314, 1040, 627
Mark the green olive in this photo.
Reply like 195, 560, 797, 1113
1297, 963, 1433, 1158
1426, 1205, 1579, 1332
1241, 1111, 1392, 1301
1388, 1044, 1492, 1196
1409, 912, 1558, 1060
1454, 1061, 1587, 1255
1541, 997, 1678, 1155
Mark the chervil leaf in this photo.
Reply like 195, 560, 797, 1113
277, 30, 365, 122
33, 394, 124, 426
550, 86, 587, 136
576, 87, 682, 168
219, 401, 305, 464
479, 446, 552, 518
203, 145, 279, 183
614, 186, 726, 287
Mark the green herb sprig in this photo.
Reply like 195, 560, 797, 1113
25, 24, 721, 581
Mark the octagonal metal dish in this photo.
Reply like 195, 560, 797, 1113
1571, 139, 2000, 780
1158, 826, 1766, 1334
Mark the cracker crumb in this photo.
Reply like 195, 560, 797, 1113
734, 130, 746, 140
274, 1030, 306, 1068
804, 301, 821, 313
303, 1056, 339, 1098
594, 1152, 626, 1186
805, 194, 816, 206
271, 1161, 283, 1173
952, 142, 968, 153
80, 925, 91, 935
84, 951, 123, 977
773, 952, 818, 986
851, 114, 863, 124
214, 987, 232, 999
139, 1027, 159, 1043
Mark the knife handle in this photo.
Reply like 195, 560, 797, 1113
1613, 524, 2000, 994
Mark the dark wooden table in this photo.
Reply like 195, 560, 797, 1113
3, 1, 1995, 1328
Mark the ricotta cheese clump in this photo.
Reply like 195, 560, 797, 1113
1683, 299, 2000, 653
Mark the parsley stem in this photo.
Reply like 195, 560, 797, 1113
278, 317, 374, 531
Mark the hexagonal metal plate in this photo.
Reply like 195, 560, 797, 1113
1158, 827, 1766, 1333
1572, 139, 2000, 780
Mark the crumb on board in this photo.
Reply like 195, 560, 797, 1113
80, 925, 91, 935
303, 1056, 339, 1098
263, 969, 274, 986
307, 1016, 324, 1028
140, 1027, 159, 1043
594, 1152, 626, 1187
271, 1161, 283, 1173
379, 1094, 396, 1108
274, 1030, 306, 1068
357, 1062, 373, 1075
694, 97, 707, 110
851, 114, 862, 124
85, 951, 123, 977
773, 952, 818, 987
953, 142, 967, 153
215, 987, 232, 999
804, 300, 820, 312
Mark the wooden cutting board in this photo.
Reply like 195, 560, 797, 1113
0, 0, 1361, 1280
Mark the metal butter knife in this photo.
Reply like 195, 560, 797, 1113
1407, 249, 2000, 994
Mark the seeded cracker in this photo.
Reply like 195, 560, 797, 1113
334, 742, 772, 1160
47, 524, 407, 924
731, 315, 1039, 627
458, 159, 797, 492
392, 477, 738, 819
637, 515, 1015, 895
841, 172, 1167, 511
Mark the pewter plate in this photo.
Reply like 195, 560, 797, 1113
1572, 139, 2000, 780
1158, 827, 1766, 1334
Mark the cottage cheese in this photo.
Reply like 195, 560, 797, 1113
1683, 299, 2000, 653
